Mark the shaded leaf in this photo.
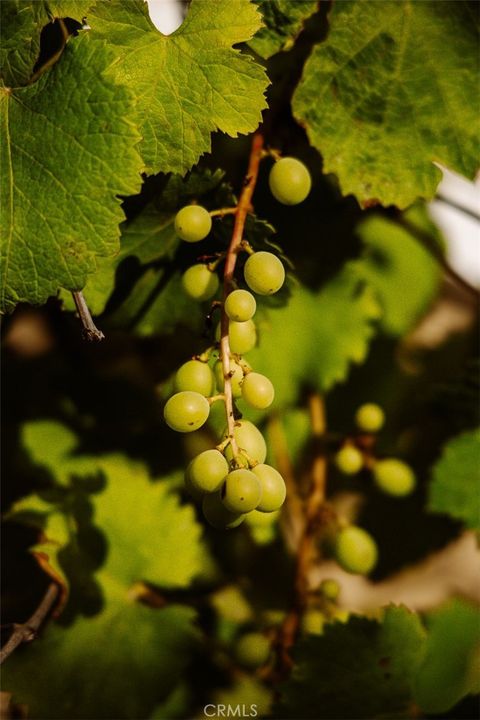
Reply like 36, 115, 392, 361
250, 0, 317, 58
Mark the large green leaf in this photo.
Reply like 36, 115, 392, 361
428, 428, 480, 531
88, 0, 268, 175
246, 262, 381, 408
276, 606, 426, 718
414, 599, 480, 714
293, 1, 480, 208
249, 0, 317, 58
357, 207, 442, 335
0, 33, 142, 312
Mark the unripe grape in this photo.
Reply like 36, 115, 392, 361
228, 319, 257, 354
202, 492, 244, 530
334, 526, 378, 575
182, 264, 219, 302
241, 372, 275, 410
245, 509, 280, 528
252, 464, 286, 512
225, 289, 257, 322
320, 578, 340, 601
301, 610, 325, 636
234, 632, 271, 669
355, 403, 385, 433
331, 609, 349, 624
222, 469, 262, 513
187, 449, 229, 493
373, 458, 416, 497
224, 420, 267, 464
335, 445, 364, 475
268, 157, 311, 205
175, 359, 214, 396
214, 359, 249, 397
174, 204, 212, 242
164, 391, 210, 433
244, 251, 285, 296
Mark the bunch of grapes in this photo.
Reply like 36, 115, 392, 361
163, 156, 312, 530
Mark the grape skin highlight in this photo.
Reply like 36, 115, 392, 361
268, 157, 311, 205
164, 391, 210, 433
175, 359, 214, 396
182, 264, 219, 302
174, 205, 212, 243
244, 251, 285, 296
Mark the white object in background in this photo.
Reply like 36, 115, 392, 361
429, 168, 480, 289
146, 0, 184, 35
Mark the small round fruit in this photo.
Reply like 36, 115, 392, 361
320, 578, 340, 601
301, 610, 325, 636
355, 403, 385, 433
335, 445, 364, 475
241, 372, 275, 410
214, 359, 248, 398
268, 157, 312, 205
164, 391, 210, 433
187, 449, 229, 494
202, 493, 244, 530
222, 469, 262, 513
244, 251, 285, 296
252, 464, 286, 512
228, 319, 257, 354
334, 526, 378, 575
225, 289, 257, 322
245, 509, 280, 528
174, 205, 212, 243
182, 264, 219, 302
373, 459, 416, 497
175, 360, 214, 396
234, 632, 271, 669
224, 420, 267, 464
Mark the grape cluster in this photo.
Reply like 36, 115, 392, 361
163, 156, 311, 529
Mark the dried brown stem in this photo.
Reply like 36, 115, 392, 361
0, 584, 58, 664
71, 291, 105, 342
219, 133, 264, 456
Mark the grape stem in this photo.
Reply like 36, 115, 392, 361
71, 291, 105, 342
219, 132, 264, 457
209, 207, 238, 218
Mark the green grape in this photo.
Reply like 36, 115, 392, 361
241, 372, 275, 410
320, 578, 340, 601
184, 465, 204, 502
335, 445, 364, 475
355, 403, 385, 433
228, 319, 257, 354
301, 609, 325, 636
174, 204, 212, 243
245, 509, 280, 528
334, 526, 378, 575
224, 420, 267, 464
175, 359, 214, 396
224, 289, 257, 322
373, 458, 416, 497
182, 264, 219, 302
202, 492, 244, 530
234, 632, 271, 669
187, 449, 229, 494
268, 157, 312, 205
164, 391, 210, 433
214, 358, 250, 398
252, 464, 286, 512
222, 469, 262, 513
244, 251, 285, 296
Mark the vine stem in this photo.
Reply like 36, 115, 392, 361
0, 584, 58, 664
275, 394, 329, 674
71, 291, 105, 341
219, 132, 264, 456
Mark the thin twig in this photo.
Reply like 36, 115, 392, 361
391, 212, 480, 301
219, 133, 264, 456
71, 291, 105, 341
0, 584, 58, 664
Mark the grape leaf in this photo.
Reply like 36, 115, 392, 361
88, 0, 269, 175
0, 33, 142, 313
45, 1, 95, 19
293, 1, 480, 208
357, 206, 442, 335
246, 262, 381, 408
3, 601, 199, 720
249, 0, 317, 58
414, 599, 480, 713
428, 428, 480, 531
276, 606, 426, 719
